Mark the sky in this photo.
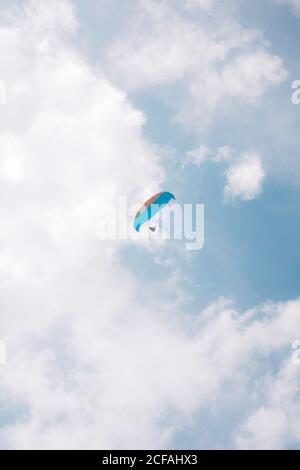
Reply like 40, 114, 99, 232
0, 0, 299, 450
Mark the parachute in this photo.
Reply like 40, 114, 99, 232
134, 192, 175, 232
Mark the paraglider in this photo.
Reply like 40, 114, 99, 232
133, 191, 175, 232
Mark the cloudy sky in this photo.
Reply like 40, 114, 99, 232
0, 0, 299, 450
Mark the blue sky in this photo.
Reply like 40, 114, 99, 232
105, 0, 300, 309
0, 0, 299, 450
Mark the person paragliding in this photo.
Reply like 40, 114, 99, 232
133, 192, 175, 232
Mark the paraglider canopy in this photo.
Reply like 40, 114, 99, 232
133, 191, 175, 232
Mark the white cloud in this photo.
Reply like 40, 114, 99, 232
221, 51, 287, 103
224, 153, 265, 201
236, 361, 300, 449
184, 144, 233, 166
0, 0, 165, 448
106, 0, 287, 127
184, 146, 265, 203
0, 0, 298, 451
183, 0, 215, 10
